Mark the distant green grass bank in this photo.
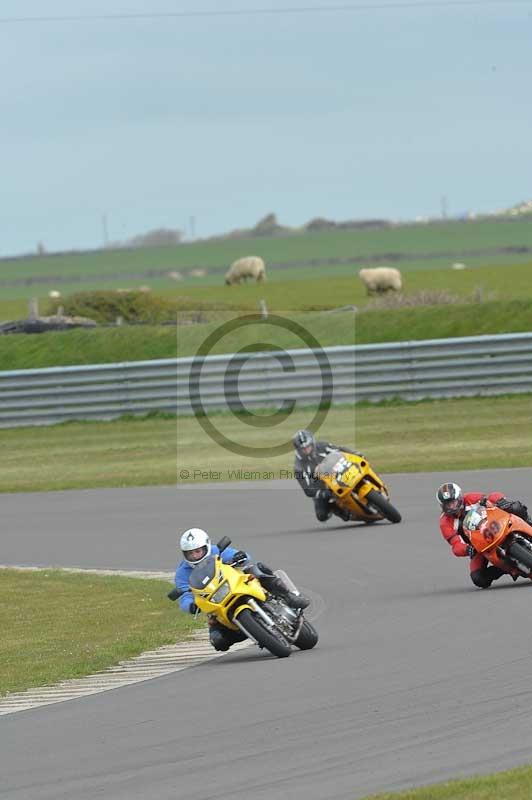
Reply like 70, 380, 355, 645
0, 570, 199, 697
1, 298, 531, 371
362, 764, 532, 800
1, 395, 530, 493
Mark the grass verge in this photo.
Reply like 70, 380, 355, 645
0, 569, 199, 697
1, 297, 531, 370
362, 764, 532, 799
0, 395, 530, 493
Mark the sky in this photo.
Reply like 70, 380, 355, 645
1, 0, 531, 256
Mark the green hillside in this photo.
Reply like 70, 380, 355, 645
1, 218, 532, 295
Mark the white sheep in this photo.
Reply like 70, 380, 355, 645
48, 290, 61, 300
168, 270, 183, 281
190, 268, 207, 278
225, 256, 266, 285
358, 267, 402, 295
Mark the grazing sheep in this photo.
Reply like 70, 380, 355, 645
225, 256, 266, 285
48, 290, 61, 299
451, 262, 467, 270
168, 270, 183, 281
358, 267, 402, 295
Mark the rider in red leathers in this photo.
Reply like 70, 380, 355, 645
437, 482, 532, 588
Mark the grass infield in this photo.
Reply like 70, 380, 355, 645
362, 764, 532, 799
0, 569, 200, 697
0, 395, 530, 493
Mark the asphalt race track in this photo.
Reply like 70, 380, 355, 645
3, 467, 532, 800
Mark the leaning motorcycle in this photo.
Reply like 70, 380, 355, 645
463, 504, 532, 578
315, 450, 401, 524
168, 537, 318, 659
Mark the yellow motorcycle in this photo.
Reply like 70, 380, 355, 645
315, 450, 401, 524
168, 538, 318, 659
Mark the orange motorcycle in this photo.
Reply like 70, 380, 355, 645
463, 504, 532, 578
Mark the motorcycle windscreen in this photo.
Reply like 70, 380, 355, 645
189, 556, 217, 589
315, 450, 344, 479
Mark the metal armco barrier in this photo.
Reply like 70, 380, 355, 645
0, 332, 531, 428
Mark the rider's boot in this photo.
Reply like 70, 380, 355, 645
268, 576, 310, 610
256, 566, 310, 610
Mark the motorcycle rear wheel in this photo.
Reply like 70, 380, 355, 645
366, 489, 402, 523
236, 608, 291, 658
508, 539, 532, 571
294, 620, 319, 650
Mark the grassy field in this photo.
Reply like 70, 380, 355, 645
2, 218, 532, 282
0, 569, 200, 697
1, 250, 531, 305
362, 765, 532, 799
2, 258, 531, 318
1, 261, 531, 369
1, 395, 530, 493
176, 259, 532, 307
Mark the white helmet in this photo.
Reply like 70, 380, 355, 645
179, 528, 211, 566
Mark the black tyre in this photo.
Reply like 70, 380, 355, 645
294, 620, 319, 650
236, 608, 291, 658
366, 489, 402, 523
508, 539, 532, 571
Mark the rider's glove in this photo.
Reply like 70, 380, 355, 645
465, 545, 476, 558
189, 602, 198, 615
231, 550, 248, 566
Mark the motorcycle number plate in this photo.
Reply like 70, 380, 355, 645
340, 466, 357, 484
481, 520, 501, 544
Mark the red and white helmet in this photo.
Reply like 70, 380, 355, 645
179, 527, 212, 566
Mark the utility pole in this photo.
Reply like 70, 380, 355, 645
440, 195, 448, 220
189, 216, 195, 241
102, 214, 109, 247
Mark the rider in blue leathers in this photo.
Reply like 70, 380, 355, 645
175, 527, 309, 652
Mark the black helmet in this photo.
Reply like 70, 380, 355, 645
436, 482, 464, 517
293, 429, 316, 456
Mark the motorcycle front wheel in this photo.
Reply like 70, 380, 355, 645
366, 489, 402, 523
236, 608, 291, 658
508, 538, 532, 571
294, 620, 319, 650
